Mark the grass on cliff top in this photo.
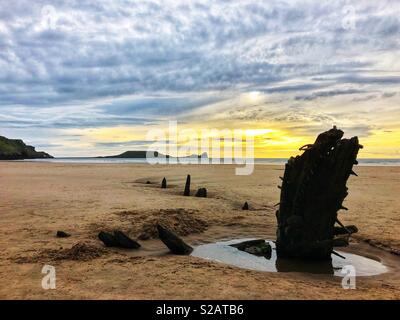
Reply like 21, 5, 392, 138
0, 137, 25, 155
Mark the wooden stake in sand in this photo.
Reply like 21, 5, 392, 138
98, 231, 141, 249
56, 230, 71, 238
195, 188, 207, 198
183, 174, 191, 196
275, 126, 361, 260
157, 224, 193, 255
161, 177, 167, 189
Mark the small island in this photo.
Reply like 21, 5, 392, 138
100, 151, 208, 159
0, 136, 53, 160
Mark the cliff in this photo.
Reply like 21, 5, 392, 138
0, 136, 53, 160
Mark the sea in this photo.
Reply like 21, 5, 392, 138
11, 158, 400, 166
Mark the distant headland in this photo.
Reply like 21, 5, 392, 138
0, 136, 53, 160
99, 151, 208, 159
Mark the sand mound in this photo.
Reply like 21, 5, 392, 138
138, 208, 208, 240
14, 242, 106, 263
54, 242, 106, 261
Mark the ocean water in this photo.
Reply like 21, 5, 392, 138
13, 157, 400, 166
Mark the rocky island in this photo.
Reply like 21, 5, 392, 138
100, 151, 208, 159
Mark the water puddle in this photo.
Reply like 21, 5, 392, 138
191, 238, 388, 277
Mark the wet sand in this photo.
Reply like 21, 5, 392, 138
0, 162, 399, 299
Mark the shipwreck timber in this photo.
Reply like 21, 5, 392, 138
276, 126, 362, 260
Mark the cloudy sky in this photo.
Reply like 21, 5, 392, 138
0, 0, 399, 157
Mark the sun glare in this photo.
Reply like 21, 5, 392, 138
248, 91, 261, 102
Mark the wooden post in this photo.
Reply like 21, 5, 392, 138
183, 174, 191, 196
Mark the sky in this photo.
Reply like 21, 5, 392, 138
0, 0, 399, 158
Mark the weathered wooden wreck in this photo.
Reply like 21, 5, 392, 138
275, 126, 361, 260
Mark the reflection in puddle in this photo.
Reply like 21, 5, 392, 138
191, 238, 388, 277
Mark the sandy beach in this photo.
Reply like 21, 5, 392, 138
0, 162, 399, 299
